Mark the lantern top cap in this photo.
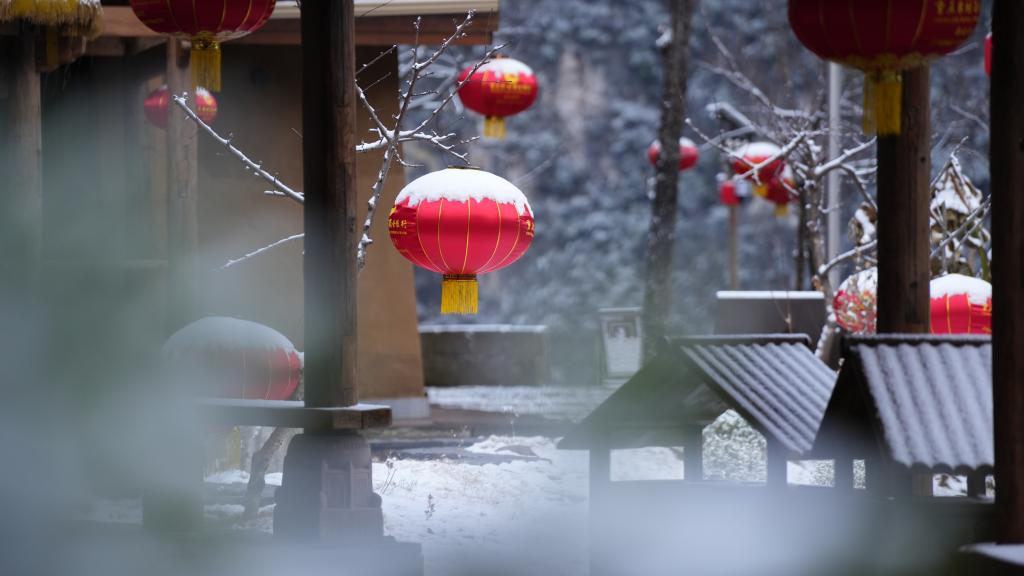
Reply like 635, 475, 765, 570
162, 316, 297, 357
930, 274, 991, 306
477, 56, 534, 76
397, 167, 533, 216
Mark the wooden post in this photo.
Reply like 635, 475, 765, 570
5, 28, 41, 287
967, 471, 987, 499
165, 39, 198, 331
992, 0, 1024, 543
683, 425, 703, 481
728, 206, 738, 290
589, 447, 611, 576
641, 0, 694, 362
302, 0, 358, 408
875, 66, 931, 336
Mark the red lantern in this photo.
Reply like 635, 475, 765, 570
719, 178, 740, 206
648, 137, 699, 171
457, 56, 539, 139
162, 316, 302, 401
731, 141, 785, 197
930, 274, 992, 334
789, 0, 980, 135
144, 86, 218, 129
765, 166, 795, 217
833, 268, 877, 334
129, 0, 276, 91
985, 32, 992, 77
389, 167, 535, 315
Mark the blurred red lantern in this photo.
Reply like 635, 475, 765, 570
930, 274, 992, 334
789, 0, 979, 135
389, 167, 535, 315
129, 0, 276, 91
458, 56, 539, 139
834, 268, 877, 334
985, 32, 992, 77
648, 137, 699, 171
144, 86, 217, 129
719, 178, 740, 206
731, 141, 784, 197
765, 166, 795, 216
162, 316, 302, 401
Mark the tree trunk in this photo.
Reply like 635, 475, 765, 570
641, 0, 696, 361
991, 0, 1024, 544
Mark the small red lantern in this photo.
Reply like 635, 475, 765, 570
144, 86, 218, 129
834, 267, 877, 334
162, 316, 302, 401
457, 56, 539, 139
129, 0, 276, 91
789, 0, 980, 135
389, 167, 535, 315
930, 274, 991, 334
765, 166, 795, 216
648, 137, 699, 171
719, 178, 740, 206
731, 142, 785, 197
985, 32, 992, 77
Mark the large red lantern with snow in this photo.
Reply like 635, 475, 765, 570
648, 137, 699, 171
834, 267, 877, 334
129, 0, 276, 91
389, 167, 535, 315
457, 57, 538, 139
144, 86, 217, 129
731, 142, 785, 197
789, 0, 979, 135
930, 274, 992, 334
162, 316, 302, 401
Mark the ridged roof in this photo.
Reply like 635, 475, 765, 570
559, 335, 836, 455
813, 335, 993, 473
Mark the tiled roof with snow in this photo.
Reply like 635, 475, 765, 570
559, 335, 836, 455
812, 335, 992, 473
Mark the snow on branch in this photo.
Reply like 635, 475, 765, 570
219, 233, 305, 270
171, 93, 305, 205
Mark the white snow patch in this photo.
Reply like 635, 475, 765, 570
477, 57, 534, 76
395, 168, 533, 216
162, 316, 296, 356
930, 273, 991, 306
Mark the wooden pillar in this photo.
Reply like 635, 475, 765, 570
875, 66, 931, 335
588, 448, 611, 576
683, 425, 703, 481
165, 39, 198, 331
5, 28, 41, 287
991, 0, 1024, 543
302, 0, 358, 408
967, 471, 987, 499
766, 439, 787, 488
728, 206, 738, 290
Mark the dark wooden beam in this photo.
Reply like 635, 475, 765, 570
991, 0, 1024, 544
195, 399, 392, 430
302, 0, 359, 408
95, 7, 495, 46
875, 66, 931, 335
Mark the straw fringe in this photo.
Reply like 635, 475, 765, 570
0, 0, 103, 38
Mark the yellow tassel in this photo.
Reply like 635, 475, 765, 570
483, 116, 506, 139
774, 203, 789, 217
863, 71, 902, 136
441, 274, 479, 315
190, 38, 222, 92
753, 183, 768, 198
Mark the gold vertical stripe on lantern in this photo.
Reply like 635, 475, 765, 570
441, 274, 479, 315
190, 38, 222, 92
862, 71, 902, 136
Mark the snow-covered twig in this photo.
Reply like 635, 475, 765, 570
818, 239, 877, 277
171, 94, 305, 204
219, 233, 305, 270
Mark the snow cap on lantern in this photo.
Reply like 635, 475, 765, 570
389, 167, 535, 315
788, 0, 980, 135
162, 316, 302, 401
129, 0, 276, 90
144, 86, 217, 129
648, 137, 699, 171
930, 274, 991, 335
457, 56, 539, 139
731, 141, 784, 197
833, 267, 877, 334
